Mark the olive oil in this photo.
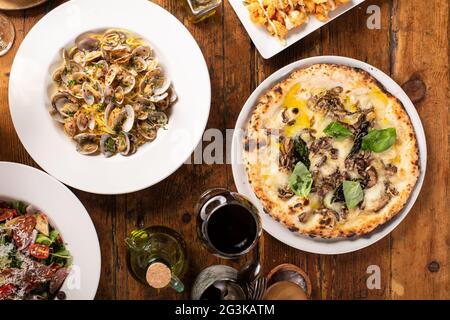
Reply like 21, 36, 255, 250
126, 226, 187, 293
184, 0, 222, 23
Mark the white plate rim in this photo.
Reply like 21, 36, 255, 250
231, 55, 427, 255
228, 0, 366, 59
0, 161, 101, 299
8, 0, 211, 195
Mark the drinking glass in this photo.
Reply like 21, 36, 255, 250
195, 188, 262, 259
0, 13, 15, 56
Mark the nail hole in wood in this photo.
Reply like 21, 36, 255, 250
182, 212, 191, 224
428, 261, 440, 273
402, 78, 426, 104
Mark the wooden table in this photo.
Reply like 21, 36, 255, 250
0, 0, 448, 300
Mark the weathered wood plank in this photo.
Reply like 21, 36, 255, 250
389, 0, 449, 299
320, 0, 392, 300
0, 0, 447, 300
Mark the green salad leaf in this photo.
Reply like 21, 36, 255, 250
343, 180, 364, 209
11, 201, 26, 215
288, 161, 313, 197
361, 128, 397, 153
49, 230, 60, 243
35, 233, 52, 246
324, 122, 353, 139
51, 248, 70, 259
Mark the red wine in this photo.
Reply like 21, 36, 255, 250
206, 204, 257, 255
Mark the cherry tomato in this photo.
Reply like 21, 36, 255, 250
29, 243, 50, 259
0, 208, 17, 222
0, 284, 16, 299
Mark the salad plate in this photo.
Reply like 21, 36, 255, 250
9, 0, 211, 194
231, 56, 427, 254
0, 162, 100, 299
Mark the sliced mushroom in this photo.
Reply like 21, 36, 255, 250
278, 185, 294, 200
362, 166, 378, 189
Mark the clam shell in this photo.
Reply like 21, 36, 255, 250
152, 77, 171, 96
73, 133, 98, 155
137, 120, 157, 141
99, 134, 116, 158
105, 64, 120, 86
77, 37, 100, 52
84, 51, 102, 63
116, 132, 131, 156
114, 86, 125, 104
132, 56, 147, 73
122, 105, 135, 133
82, 81, 104, 105
121, 75, 136, 94
76, 113, 89, 131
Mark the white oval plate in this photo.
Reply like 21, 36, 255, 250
231, 56, 427, 255
0, 162, 100, 299
9, 0, 211, 194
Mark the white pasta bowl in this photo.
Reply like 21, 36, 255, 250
9, 0, 211, 194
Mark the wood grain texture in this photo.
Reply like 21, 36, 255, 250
0, 0, 448, 300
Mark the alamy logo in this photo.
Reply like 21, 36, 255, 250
366, 5, 381, 30
366, 265, 381, 290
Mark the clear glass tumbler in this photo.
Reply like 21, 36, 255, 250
0, 13, 15, 56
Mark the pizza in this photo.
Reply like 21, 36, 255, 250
243, 64, 420, 238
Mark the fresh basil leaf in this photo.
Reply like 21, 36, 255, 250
361, 128, 397, 153
288, 162, 313, 197
293, 135, 310, 168
324, 122, 353, 139
343, 180, 364, 209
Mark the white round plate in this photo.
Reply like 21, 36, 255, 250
231, 56, 427, 255
0, 162, 100, 299
9, 0, 211, 194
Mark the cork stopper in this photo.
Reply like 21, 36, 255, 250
146, 262, 172, 289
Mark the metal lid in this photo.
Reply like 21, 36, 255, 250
146, 262, 172, 289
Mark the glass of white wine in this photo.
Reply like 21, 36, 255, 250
0, 12, 15, 56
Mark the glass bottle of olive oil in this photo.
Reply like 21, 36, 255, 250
125, 226, 187, 293
184, 0, 222, 23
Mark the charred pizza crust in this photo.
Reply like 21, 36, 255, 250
243, 64, 420, 238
